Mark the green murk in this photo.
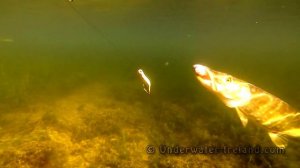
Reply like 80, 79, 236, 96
0, 0, 300, 167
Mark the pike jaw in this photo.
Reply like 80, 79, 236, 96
193, 64, 251, 108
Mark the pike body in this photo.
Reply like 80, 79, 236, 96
193, 64, 300, 148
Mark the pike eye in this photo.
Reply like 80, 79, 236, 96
226, 76, 232, 82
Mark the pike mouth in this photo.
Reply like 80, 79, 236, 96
193, 64, 211, 81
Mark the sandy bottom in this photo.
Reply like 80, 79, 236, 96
0, 83, 296, 167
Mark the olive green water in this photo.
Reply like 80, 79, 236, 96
0, 0, 300, 167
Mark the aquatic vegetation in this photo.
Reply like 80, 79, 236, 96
0, 84, 149, 167
0, 76, 296, 167
0, 83, 250, 167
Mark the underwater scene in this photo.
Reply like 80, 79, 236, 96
0, 0, 300, 167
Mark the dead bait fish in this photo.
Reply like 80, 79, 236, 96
193, 64, 300, 148
138, 69, 151, 94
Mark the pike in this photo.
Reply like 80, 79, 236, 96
193, 64, 300, 148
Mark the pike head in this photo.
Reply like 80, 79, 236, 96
193, 64, 252, 108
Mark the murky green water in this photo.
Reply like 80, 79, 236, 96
0, 0, 300, 167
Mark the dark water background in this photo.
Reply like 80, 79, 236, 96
0, 0, 299, 167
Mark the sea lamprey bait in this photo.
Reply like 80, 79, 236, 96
138, 69, 151, 94
193, 64, 300, 148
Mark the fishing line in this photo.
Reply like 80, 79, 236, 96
66, 0, 155, 96
66, 0, 139, 66
66, 0, 118, 50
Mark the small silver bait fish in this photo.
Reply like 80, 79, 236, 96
0, 38, 14, 43
138, 69, 151, 94
193, 64, 300, 148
